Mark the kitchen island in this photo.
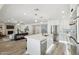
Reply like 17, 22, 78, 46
25, 34, 47, 55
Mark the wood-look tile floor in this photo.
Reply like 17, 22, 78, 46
0, 39, 27, 55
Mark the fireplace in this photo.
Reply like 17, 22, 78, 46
8, 31, 13, 35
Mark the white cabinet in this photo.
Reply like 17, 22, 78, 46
26, 34, 47, 55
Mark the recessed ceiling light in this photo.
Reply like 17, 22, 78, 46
62, 11, 65, 14
35, 20, 37, 22
24, 13, 26, 15
8, 20, 10, 22
17, 23, 20, 25
70, 15, 72, 17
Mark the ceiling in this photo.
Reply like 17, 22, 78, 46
0, 4, 70, 24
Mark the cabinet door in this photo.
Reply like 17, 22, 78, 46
41, 40, 47, 55
27, 38, 40, 55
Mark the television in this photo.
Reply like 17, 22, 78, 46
6, 25, 14, 29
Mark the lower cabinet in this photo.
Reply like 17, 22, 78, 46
27, 37, 47, 55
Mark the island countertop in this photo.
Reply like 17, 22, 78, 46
25, 34, 47, 41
